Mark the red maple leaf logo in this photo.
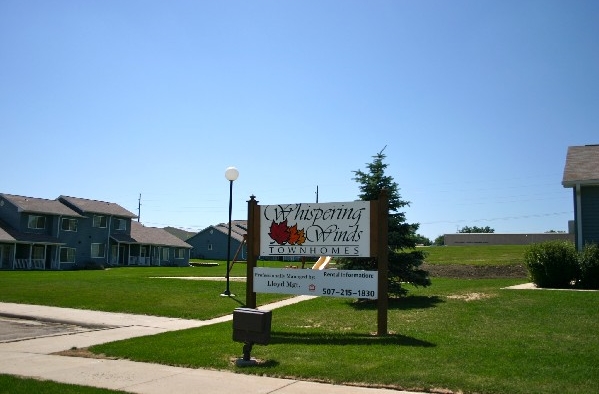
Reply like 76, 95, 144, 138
288, 224, 300, 245
269, 220, 290, 245
288, 224, 306, 245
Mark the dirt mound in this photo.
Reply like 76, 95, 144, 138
422, 263, 528, 279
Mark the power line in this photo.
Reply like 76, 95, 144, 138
421, 211, 573, 225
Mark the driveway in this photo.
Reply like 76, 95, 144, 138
0, 315, 102, 343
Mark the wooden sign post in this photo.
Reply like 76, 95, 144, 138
374, 189, 388, 336
244, 190, 389, 336
246, 195, 259, 309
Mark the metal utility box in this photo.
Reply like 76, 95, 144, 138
232, 308, 272, 345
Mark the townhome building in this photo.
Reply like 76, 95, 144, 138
186, 220, 247, 260
562, 144, 599, 250
0, 193, 191, 270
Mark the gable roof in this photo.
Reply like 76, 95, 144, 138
189, 220, 247, 244
163, 226, 196, 241
562, 145, 599, 187
0, 194, 84, 217
216, 220, 247, 240
59, 195, 137, 218
0, 221, 12, 242
0, 218, 65, 245
130, 221, 191, 248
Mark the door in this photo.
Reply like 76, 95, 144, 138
111, 245, 118, 265
140, 246, 147, 265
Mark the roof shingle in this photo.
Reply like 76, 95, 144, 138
212, 220, 247, 243
0, 194, 84, 217
130, 221, 191, 248
59, 196, 137, 218
562, 145, 599, 187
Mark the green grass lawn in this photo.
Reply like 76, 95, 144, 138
90, 278, 599, 394
423, 245, 528, 266
1, 249, 597, 394
0, 374, 127, 394
0, 266, 288, 319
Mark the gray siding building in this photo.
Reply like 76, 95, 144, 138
127, 221, 192, 267
562, 144, 599, 250
58, 195, 139, 268
0, 194, 84, 269
187, 220, 247, 260
0, 193, 191, 269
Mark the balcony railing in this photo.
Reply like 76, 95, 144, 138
129, 256, 153, 266
14, 259, 45, 270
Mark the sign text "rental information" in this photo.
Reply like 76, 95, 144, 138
253, 268, 378, 299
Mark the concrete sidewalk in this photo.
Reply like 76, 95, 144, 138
0, 300, 423, 394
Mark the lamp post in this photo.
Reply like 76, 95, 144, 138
221, 166, 239, 297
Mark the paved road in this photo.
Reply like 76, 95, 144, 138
0, 316, 103, 343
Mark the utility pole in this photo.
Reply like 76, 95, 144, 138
138, 194, 141, 222
316, 185, 319, 203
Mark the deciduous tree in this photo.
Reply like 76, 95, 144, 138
458, 226, 495, 233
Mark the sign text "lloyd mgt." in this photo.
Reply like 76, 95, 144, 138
253, 268, 378, 299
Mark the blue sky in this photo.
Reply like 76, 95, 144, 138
1, 1, 597, 241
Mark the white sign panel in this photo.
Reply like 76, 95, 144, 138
260, 201, 370, 257
253, 268, 378, 299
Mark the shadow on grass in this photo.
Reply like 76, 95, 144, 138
349, 295, 444, 311
270, 331, 435, 348
229, 296, 246, 306
234, 358, 280, 369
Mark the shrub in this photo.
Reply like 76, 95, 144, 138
337, 250, 431, 297
524, 240, 578, 288
75, 261, 106, 270
578, 243, 599, 289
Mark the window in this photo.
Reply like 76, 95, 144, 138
176, 249, 185, 259
115, 218, 126, 230
60, 247, 76, 263
61, 218, 78, 231
28, 215, 46, 229
91, 243, 105, 258
162, 248, 169, 260
93, 215, 107, 228
208, 244, 213, 250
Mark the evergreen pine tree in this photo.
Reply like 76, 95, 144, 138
339, 147, 431, 297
